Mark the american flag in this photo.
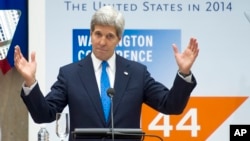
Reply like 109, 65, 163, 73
0, 0, 28, 75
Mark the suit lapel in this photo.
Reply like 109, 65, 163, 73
77, 55, 106, 125
113, 55, 131, 115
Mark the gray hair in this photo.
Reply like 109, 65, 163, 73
90, 6, 125, 38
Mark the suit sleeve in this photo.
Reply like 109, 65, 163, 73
143, 70, 197, 115
20, 67, 68, 123
21, 84, 57, 123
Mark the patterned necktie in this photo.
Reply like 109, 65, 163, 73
100, 61, 111, 122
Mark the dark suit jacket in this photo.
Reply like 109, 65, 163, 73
21, 53, 196, 141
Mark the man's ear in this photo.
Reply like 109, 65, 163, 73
118, 36, 121, 41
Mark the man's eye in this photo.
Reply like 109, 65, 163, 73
94, 32, 102, 37
106, 34, 115, 40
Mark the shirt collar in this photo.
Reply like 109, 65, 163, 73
91, 52, 116, 72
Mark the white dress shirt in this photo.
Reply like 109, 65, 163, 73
91, 52, 116, 95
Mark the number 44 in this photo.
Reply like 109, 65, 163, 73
148, 108, 201, 137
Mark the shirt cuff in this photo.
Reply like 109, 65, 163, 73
22, 80, 38, 96
178, 72, 192, 83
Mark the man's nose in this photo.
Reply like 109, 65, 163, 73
99, 36, 107, 45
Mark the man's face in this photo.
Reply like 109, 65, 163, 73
91, 25, 120, 61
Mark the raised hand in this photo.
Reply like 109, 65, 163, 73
14, 45, 37, 87
172, 38, 199, 75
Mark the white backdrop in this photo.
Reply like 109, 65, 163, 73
28, 0, 250, 141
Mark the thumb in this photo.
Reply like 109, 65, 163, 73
30, 51, 36, 63
172, 44, 179, 54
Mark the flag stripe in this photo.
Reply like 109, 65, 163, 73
0, 58, 11, 74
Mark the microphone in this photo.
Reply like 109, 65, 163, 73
107, 88, 115, 141
107, 88, 115, 98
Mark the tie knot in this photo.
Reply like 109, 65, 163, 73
102, 61, 108, 69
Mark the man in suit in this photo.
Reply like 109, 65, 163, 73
14, 5, 199, 141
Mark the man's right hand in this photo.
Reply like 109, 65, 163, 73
14, 45, 37, 87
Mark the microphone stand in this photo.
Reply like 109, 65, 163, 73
110, 94, 114, 141
107, 88, 115, 141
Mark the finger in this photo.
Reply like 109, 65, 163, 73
14, 46, 21, 64
194, 45, 199, 57
191, 41, 199, 58
14, 45, 19, 59
30, 51, 36, 63
14, 45, 23, 59
189, 38, 197, 51
188, 38, 193, 49
172, 44, 179, 54
194, 39, 199, 53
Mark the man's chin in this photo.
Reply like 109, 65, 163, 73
93, 52, 110, 61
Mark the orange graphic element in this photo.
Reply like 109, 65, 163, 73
141, 96, 248, 141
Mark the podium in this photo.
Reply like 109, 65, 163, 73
72, 128, 145, 139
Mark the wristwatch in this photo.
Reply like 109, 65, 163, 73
179, 71, 191, 78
